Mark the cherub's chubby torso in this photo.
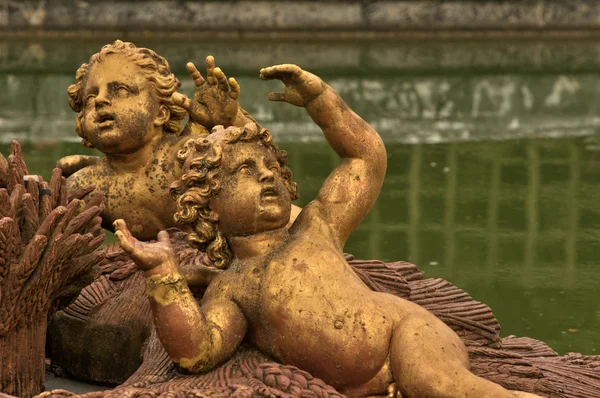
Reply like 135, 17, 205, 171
68, 137, 185, 241
205, 208, 413, 392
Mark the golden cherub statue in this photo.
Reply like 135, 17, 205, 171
60, 40, 260, 241
113, 65, 540, 398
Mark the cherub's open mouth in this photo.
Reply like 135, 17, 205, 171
260, 186, 279, 200
96, 112, 115, 128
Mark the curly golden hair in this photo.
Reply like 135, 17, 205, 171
67, 40, 187, 148
170, 123, 299, 269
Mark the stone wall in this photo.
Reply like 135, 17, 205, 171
2, 0, 600, 34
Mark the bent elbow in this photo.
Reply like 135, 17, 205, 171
372, 138, 387, 179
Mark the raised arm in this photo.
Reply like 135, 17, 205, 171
114, 219, 247, 373
260, 65, 387, 247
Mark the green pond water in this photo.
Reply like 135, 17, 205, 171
0, 38, 598, 357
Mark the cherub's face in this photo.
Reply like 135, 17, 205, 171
81, 53, 162, 155
208, 141, 291, 237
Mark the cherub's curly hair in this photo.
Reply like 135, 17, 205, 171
67, 40, 187, 148
170, 123, 299, 269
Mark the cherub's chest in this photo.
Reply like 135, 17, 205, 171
99, 169, 177, 239
250, 237, 351, 319
100, 170, 168, 201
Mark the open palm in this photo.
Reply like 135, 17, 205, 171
114, 219, 176, 272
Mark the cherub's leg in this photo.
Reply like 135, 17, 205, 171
389, 311, 541, 398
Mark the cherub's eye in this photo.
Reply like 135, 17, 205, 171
84, 94, 96, 105
116, 86, 130, 98
269, 163, 280, 173
237, 164, 250, 173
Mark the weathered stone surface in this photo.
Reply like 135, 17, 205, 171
185, 1, 362, 30
2, 1, 600, 32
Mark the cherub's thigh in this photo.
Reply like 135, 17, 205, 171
391, 311, 469, 377
389, 312, 510, 397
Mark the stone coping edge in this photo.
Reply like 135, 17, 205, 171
4, 0, 600, 34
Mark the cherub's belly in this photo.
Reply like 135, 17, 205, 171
254, 257, 396, 389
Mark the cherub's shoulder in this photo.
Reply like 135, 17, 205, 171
156, 135, 193, 159
174, 134, 199, 150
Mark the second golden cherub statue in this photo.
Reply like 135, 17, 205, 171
61, 40, 268, 241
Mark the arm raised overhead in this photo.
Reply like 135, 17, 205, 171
260, 65, 387, 248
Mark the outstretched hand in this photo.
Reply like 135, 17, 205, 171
172, 56, 240, 129
114, 219, 177, 273
259, 64, 326, 107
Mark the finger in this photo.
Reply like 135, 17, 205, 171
113, 219, 137, 251
229, 77, 240, 100
113, 219, 131, 238
115, 230, 135, 254
206, 55, 216, 85
214, 67, 229, 92
268, 92, 288, 102
186, 62, 205, 87
157, 230, 170, 243
171, 92, 192, 111
259, 64, 302, 81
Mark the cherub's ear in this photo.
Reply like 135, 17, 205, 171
154, 105, 170, 127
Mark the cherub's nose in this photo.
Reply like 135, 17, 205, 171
258, 166, 275, 183
95, 91, 111, 108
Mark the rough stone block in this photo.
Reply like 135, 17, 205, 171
366, 1, 440, 29
185, 1, 362, 30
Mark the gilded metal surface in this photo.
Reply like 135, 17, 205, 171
114, 65, 541, 397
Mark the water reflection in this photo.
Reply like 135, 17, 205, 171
0, 37, 598, 356
342, 139, 600, 356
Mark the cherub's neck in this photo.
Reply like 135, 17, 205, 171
228, 227, 289, 263
105, 131, 164, 173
